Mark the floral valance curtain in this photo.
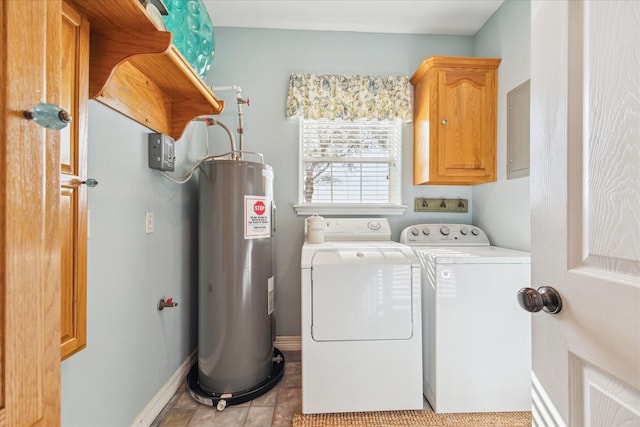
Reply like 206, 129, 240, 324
285, 73, 412, 121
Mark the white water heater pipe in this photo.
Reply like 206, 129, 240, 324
211, 85, 248, 157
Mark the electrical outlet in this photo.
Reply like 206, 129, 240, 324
145, 212, 154, 234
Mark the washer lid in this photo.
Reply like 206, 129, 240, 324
417, 246, 530, 264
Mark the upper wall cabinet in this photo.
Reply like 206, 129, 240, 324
67, 0, 224, 140
410, 56, 501, 185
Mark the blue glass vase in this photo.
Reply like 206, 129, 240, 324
163, 0, 215, 79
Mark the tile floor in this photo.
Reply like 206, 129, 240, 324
151, 350, 302, 427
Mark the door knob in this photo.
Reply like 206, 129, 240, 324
517, 286, 562, 314
23, 102, 71, 130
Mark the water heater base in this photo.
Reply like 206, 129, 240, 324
187, 348, 285, 411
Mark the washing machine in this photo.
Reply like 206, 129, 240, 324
400, 224, 531, 413
301, 218, 423, 414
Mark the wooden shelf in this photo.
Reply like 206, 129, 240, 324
67, 0, 224, 140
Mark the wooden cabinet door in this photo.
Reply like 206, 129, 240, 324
0, 0, 62, 425
435, 66, 497, 183
60, 0, 89, 360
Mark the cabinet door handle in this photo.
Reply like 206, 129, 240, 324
82, 178, 99, 188
441, 119, 448, 125
23, 103, 72, 130
66, 178, 99, 188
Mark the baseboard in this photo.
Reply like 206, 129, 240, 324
532, 371, 567, 427
131, 338, 298, 426
130, 349, 197, 427
275, 335, 301, 351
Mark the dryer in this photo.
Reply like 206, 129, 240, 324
400, 224, 531, 413
301, 218, 423, 414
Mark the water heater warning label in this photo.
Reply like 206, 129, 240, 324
244, 195, 271, 239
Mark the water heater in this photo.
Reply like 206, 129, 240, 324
187, 156, 284, 410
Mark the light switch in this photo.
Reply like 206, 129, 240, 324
145, 212, 154, 234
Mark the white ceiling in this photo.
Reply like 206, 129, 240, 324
202, 0, 505, 36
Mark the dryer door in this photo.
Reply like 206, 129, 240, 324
311, 249, 413, 341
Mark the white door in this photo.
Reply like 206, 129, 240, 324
530, 1, 640, 426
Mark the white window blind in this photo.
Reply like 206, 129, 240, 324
299, 118, 402, 206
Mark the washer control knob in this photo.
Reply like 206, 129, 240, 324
440, 226, 450, 236
460, 227, 469, 235
471, 228, 479, 236
410, 227, 419, 236
422, 227, 430, 236
368, 220, 381, 230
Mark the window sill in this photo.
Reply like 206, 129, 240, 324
293, 203, 407, 216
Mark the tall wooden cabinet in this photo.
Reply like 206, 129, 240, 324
1, 0, 62, 424
411, 56, 501, 185
1, 0, 225, 422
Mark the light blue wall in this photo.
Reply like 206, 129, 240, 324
61, 103, 205, 426
60, 4, 531, 423
205, 28, 476, 336
472, 0, 531, 251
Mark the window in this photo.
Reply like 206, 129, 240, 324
286, 73, 411, 215
294, 118, 405, 215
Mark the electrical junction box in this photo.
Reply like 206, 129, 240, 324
148, 133, 175, 171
